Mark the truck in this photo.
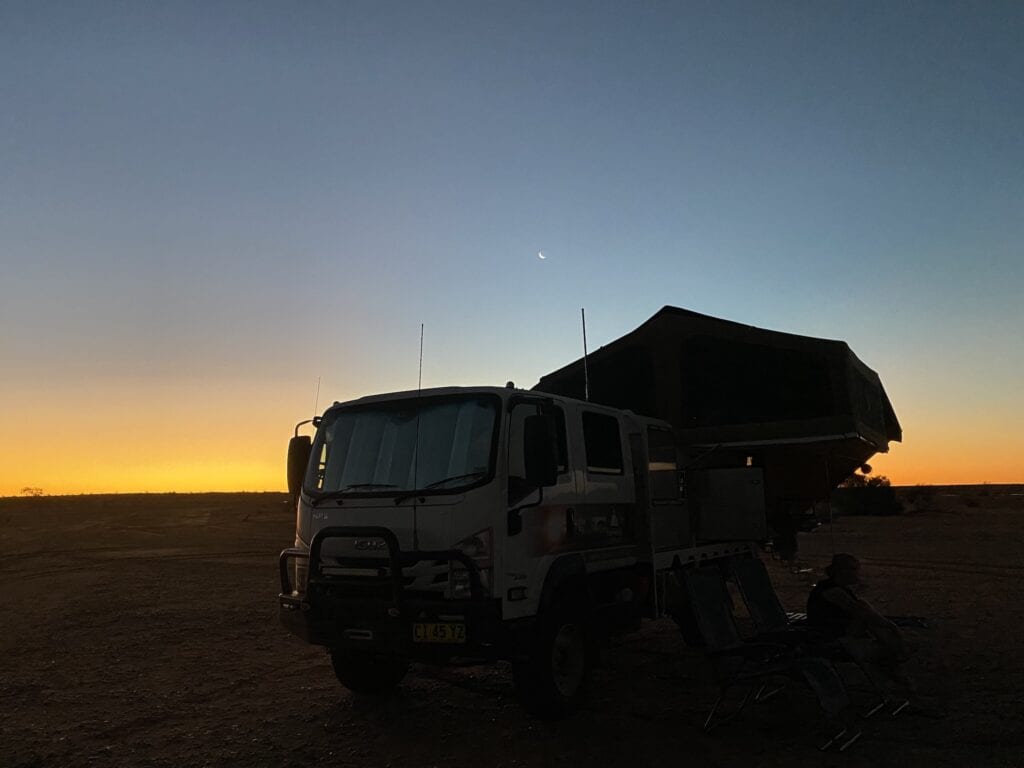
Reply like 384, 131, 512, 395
277, 306, 901, 717
278, 384, 763, 717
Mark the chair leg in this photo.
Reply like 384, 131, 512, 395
703, 694, 723, 731
754, 682, 785, 703
819, 722, 864, 752
704, 685, 754, 732
864, 698, 887, 718
839, 729, 863, 751
850, 660, 912, 719
819, 726, 848, 751
839, 658, 889, 718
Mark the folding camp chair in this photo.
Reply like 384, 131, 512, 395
731, 557, 831, 638
680, 566, 858, 749
730, 557, 904, 718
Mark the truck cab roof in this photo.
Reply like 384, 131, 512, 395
324, 385, 671, 430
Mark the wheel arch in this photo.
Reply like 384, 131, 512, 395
538, 553, 590, 614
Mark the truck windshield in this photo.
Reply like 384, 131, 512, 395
305, 395, 500, 497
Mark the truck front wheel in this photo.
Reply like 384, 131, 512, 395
512, 598, 589, 718
329, 648, 408, 694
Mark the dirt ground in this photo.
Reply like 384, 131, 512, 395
2, 487, 1023, 768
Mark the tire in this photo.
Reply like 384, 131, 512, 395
329, 648, 408, 694
512, 595, 589, 718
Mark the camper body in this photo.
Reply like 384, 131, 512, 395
279, 385, 763, 715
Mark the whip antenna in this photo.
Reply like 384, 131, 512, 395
418, 324, 424, 391
581, 308, 590, 401
312, 376, 321, 418
412, 323, 424, 551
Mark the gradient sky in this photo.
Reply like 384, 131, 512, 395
2, 1, 1022, 495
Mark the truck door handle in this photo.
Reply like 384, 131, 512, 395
566, 508, 576, 538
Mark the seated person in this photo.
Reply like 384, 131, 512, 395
808, 553, 911, 693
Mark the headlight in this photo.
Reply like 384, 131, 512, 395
454, 527, 492, 566
450, 528, 493, 598
292, 557, 309, 597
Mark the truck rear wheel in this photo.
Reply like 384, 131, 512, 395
512, 597, 589, 718
329, 648, 408, 694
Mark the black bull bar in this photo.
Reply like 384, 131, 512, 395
278, 526, 494, 650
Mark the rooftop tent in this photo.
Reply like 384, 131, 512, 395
532, 306, 901, 510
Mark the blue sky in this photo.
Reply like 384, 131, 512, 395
2, 1, 1022, 491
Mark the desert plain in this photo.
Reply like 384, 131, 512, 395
2, 487, 1023, 767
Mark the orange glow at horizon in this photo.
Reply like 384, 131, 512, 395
0, 378, 320, 497
868, 392, 1024, 486
2, 379, 1022, 496
871, 446, 1024, 487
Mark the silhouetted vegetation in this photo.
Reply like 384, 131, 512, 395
833, 472, 902, 516
839, 473, 891, 489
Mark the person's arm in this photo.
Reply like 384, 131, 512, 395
820, 587, 899, 632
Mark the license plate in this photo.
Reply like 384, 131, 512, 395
412, 622, 466, 644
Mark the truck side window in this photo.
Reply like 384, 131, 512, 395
552, 407, 568, 473
582, 412, 623, 475
508, 403, 569, 503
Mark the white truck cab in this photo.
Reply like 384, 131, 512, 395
279, 385, 760, 716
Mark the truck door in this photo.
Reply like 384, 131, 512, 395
576, 409, 634, 546
646, 425, 689, 551
501, 399, 576, 620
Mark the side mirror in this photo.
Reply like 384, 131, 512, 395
287, 435, 312, 497
524, 413, 558, 488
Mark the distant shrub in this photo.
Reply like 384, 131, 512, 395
840, 473, 891, 489
840, 473, 866, 488
19, 487, 44, 497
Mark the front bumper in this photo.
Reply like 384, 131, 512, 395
279, 526, 505, 658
